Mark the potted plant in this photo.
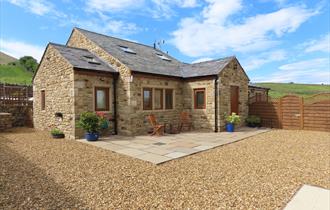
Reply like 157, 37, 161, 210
77, 112, 101, 141
96, 112, 109, 129
225, 112, 241, 132
51, 128, 65, 139
245, 115, 261, 128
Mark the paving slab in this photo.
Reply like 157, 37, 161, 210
284, 185, 330, 210
77, 127, 270, 164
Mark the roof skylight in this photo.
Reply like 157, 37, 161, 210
119, 45, 136, 54
82, 55, 101, 65
156, 53, 171, 61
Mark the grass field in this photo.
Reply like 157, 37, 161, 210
256, 82, 330, 98
0, 65, 33, 85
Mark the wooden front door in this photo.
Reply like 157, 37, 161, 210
231, 86, 239, 114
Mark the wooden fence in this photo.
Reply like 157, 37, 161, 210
0, 83, 33, 127
249, 93, 330, 132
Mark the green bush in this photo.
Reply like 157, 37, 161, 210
245, 115, 261, 124
225, 112, 241, 125
50, 128, 64, 135
77, 112, 100, 133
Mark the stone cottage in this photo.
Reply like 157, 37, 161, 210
33, 27, 250, 139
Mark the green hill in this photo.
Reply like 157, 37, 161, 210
0, 65, 33, 85
0, 51, 17, 65
256, 82, 330, 98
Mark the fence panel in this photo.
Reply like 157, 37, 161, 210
249, 93, 330, 132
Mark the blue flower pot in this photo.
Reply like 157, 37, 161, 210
85, 132, 99, 141
226, 123, 235, 132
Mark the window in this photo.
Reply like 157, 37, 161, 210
194, 88, 206, 109
82, 55, 101, 65
165, 89, 173, 109
119, 45, 136, 54
155, 53, 171, 61
154, 89, 163, 110
94, 87, 109, 111
143, 88, 152, 110
41, 90, 45, 110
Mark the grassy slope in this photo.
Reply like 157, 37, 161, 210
256, 82, 330, 98
0, 52, 17, 65
0, 65, 33, 85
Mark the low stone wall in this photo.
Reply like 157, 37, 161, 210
0, 113, 13, 131
0, 106, 33, 127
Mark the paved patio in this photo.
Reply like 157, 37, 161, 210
78, 127, 270, 164
284, 185, 330, 210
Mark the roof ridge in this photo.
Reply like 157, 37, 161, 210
191, 56, 236, 65
49, 42, 89, 51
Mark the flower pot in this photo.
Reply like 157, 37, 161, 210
85, 133, 99, 141
52, 133, 65, 139
226, 123, 235, 132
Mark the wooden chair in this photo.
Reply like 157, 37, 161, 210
179, 112, 192, 132
148, 114, 164, 136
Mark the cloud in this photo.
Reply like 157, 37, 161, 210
243, 49, 287, 71
7, 0, 54, 15
171, 2, 319, 57
0, 39, 44, 61
304, 33, 330, 53
86, 0, 144, 11
253, 58, 330, 84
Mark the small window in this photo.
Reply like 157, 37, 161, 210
95, 87, 110, 111
165, 89, 173, 109
82, 55, 101, 65
119, 45, 136, 54
154, 89, 163, 110
143, 88, 152, 110
156, 53, 171, 61
194, 88, 206, 109
41, 90, 45, 110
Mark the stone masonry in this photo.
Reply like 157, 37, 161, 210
33, 45, 75, 139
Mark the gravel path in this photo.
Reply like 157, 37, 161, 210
1, 128, 329, 209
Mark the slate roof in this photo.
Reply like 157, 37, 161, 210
70, 28, 241, 78
180, 57, 234, 78
50, 43, 117, 73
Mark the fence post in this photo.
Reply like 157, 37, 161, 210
279, 97, 283, 129
300, 97, 304, 130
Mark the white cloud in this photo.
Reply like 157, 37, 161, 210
253, 58, 330, 84
171, 3, 318, 57
86, 0, 144, 11
0, 39, 44, 61
243, 49, 287, 71
192, 57, 213, 63
7, 0, 53, 15
304, 33, 330, 53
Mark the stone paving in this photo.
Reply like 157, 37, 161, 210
78, 127, 270, 164
284, 185, 330, 210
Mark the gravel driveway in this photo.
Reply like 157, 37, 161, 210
1, 128, 329, 209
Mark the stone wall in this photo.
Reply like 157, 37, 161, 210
33, 45, 75, 139
218, 59, 249, 130
0, 106, 32, 127
67, 29, 133, 135
129, 74, 183, 135
74, 70, 114, 138
183, 78, 216, 131
0, 113, 12, 131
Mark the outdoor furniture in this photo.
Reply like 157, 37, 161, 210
179, 112, 192, 132
148, 114, 164, 136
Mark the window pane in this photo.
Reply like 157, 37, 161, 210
96, 90, 106, 109
143, 88, 152, 110
165, 89, 173, 109
154, 89, 163, 109
95, 87, 109, 111
194, 89, 205, 109
41, 90, 45, 110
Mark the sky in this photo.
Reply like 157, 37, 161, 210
0, 0, 329, 84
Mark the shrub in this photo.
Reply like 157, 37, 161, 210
225, 112, 241, 125
77, 112, 100, 133
245, 115, 261, 124
50, 128, 64, 135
